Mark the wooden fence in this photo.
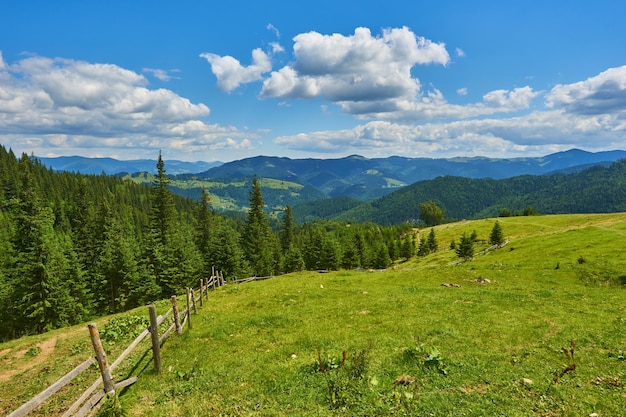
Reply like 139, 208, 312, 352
7, 271, 227, 417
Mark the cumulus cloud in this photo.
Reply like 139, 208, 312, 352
274, 96, 626, 158
546, 65, 626, 116
203, 26, 540, 121
200, 48, 272, 92
260, 27, 449, 111
0, 53, 253, 159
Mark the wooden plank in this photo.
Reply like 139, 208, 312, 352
7, 357, 96, 417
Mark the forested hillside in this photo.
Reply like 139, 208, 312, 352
0, 146, 413, 341
328, 159, 626, 224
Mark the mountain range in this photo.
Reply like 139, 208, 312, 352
195, 149, 626, 200
36, 149, 626, 221
37, 155, 221, 176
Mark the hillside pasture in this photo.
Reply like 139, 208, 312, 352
1, 214, 625, 416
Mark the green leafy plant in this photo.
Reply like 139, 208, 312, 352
100, 315, 149, 344
404, 343, 448, 375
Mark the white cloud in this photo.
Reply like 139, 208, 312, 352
546, 65, 626, 116
457, 87, 468, 96
0, 53, 254, 160
270, 42, 284, 54
456, 47, 465, 58
143, 68, 181, 81
260, 26, 449, 110
267, 23, 280, 38
274, 96, 626, 158
200, 48, 272, 92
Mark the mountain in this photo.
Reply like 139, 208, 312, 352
324, 159, 626, 225
197, 149, 626, 200
37, 155, 222, 175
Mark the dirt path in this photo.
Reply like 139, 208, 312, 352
0, 337, 57, 382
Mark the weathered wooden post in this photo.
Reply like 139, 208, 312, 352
192, 288, 198, 314
199, 279, 204, 307
186, 288, 193, 330
171, 295, 182, 335
148, 305, 162, 373
88, 323, 115, 395
220, 271, 225, 286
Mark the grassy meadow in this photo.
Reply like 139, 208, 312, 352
1, 213, 625, 416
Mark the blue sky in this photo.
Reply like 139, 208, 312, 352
1, 0, 625, 162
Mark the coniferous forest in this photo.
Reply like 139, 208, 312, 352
0, 146, 414, 341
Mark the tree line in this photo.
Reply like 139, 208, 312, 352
0, 147, 416, 341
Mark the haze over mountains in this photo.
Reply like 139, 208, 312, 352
38, 149, 626, 202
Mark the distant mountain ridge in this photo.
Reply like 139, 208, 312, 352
37, 155, 222, 175
318, 158, 626, 225
197, 149, 626, 200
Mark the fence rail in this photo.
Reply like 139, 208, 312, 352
7, 271, 226, 417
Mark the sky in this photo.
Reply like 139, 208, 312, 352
1, 0, 626, 162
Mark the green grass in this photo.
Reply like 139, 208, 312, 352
2, 214, 625, 416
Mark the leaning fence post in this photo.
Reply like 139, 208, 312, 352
199, 279, 204, 307
186, 288, 193, 330
148, 305, 162, 373
171, 295, 182, 335
88, 323, 115, 395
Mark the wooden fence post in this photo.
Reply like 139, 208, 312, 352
199, 279, 204, 307
88, 323, 115, 395
148, 305, 162, 373
171, 295, 182, 335
186, 288, 193, 330
192, 288, 198, 314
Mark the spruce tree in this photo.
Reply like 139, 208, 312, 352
456, 232, 474, 261
489, 220, 505, 247
427, 228, 438, 252
279, 205, 296, 254
241, 177, 276, 276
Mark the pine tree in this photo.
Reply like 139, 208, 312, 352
456, 232, 474, 261
284, 245, 305, 273
279, 205, 296, 254
11, 162, 76, 334
427, 228, 438, 252
489, 220, 505, 247
417, 237, 430, 257
399, 233, 415, 260
241, 177, 276, 276
195, 187, 214, 277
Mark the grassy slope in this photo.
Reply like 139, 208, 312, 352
1, 214, 625, 416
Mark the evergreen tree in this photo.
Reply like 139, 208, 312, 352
399, 232, 415, 260
195, 187, 214, 277
241, 177, 276, 276
456, 232, 474, 261
208, 217, 250, 279
417, 237, 430, 257
10, 162, 76, 334
427, 228, 438, 252
489, 220, 505, 247
284, 245, 305, 273
372, 242, 391, 269
150, 151, 177, 246
279, 205, 296, 254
